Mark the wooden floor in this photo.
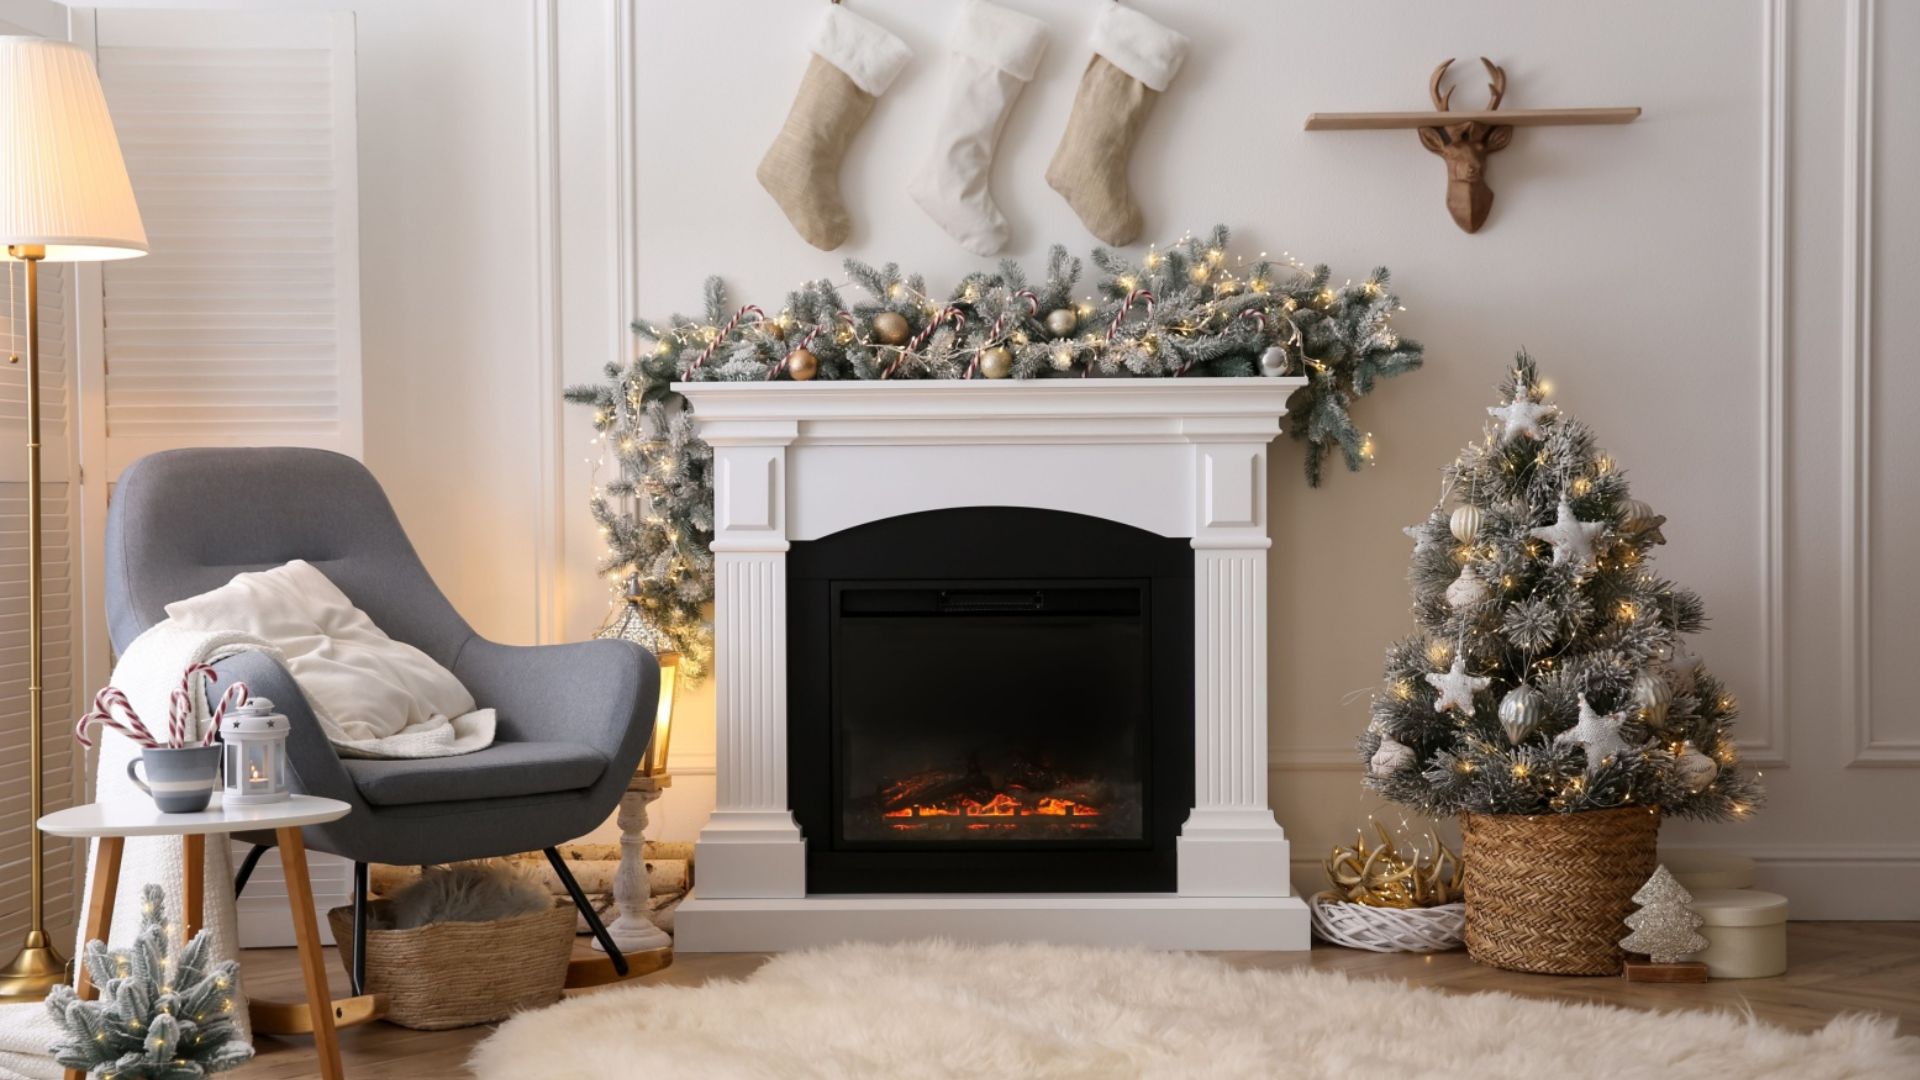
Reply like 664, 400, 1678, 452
230, 922, 1920, 1079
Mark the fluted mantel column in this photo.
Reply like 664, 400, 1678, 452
690, 417, 806, 899
1178, 420, 1293, 897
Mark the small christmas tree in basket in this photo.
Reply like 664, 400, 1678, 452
1361, 354, 1763, 975
45, 884, 252, 1079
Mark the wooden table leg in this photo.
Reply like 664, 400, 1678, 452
67, 836, 124, 1080
277, 827, 345, 1080
181, 832, 206, 940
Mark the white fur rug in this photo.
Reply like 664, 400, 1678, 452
470, 941, 1918, 1080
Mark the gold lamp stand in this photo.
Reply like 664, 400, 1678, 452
0, 244, 66, 1000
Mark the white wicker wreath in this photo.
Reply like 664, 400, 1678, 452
1308, 892, 1465, 953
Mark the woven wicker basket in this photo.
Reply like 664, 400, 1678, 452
1308, 893, 1464, 953
1460, 806, 1660, 975
327, 900, 575, 1030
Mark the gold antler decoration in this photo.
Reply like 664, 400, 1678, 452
1325, 822, 1464, 908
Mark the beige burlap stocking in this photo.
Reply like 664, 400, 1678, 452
756, 5, 911, 251
1045, 4, 1190, 246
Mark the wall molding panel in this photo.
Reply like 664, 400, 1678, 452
1840, 0, 1916, 767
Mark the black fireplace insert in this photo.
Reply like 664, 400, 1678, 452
788, 507, 1192, 893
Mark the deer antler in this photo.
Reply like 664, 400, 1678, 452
1429, 58, 1455, 111
1481, 57, 1506, 111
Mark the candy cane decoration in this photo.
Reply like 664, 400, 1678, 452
205, 681, 253, 746
1093, 289, 1156, 377
885, 306, 962, 379
1105, 290, 1156, 343
76, 687, 159, 749
682, 305, 765, 379
1013, 289, 1040, 317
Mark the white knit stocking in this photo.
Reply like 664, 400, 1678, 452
907, 1, 1049, 255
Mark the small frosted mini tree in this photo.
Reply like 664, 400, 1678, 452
46, 884, 252, 1079
1362, 354, 1764, 820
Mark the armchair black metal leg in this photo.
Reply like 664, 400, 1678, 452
350, 861, 369, 997
545, 847, 627, 976
232, 844, 271, 900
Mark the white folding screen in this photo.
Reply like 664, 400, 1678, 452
83, 7, 361, 477
55, 7, 362, 944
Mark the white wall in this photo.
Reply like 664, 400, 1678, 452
536, 0, 1920, 918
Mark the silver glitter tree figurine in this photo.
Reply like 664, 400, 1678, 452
1621, 865, 1710, 982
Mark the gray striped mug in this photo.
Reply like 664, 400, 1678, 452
127, 745, 221, 813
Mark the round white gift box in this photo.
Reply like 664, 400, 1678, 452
1687, 888, 1788, 979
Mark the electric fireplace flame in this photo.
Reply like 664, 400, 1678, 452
881, 791, 1104, 828
858, 760, 1130, 840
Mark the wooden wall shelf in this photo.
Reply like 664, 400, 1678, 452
1306, 107, 1641, 131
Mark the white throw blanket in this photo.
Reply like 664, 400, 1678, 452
166, 559, 494, 759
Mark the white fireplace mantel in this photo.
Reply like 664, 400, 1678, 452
673, 378, 1311, 952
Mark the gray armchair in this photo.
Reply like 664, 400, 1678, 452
105, 447, 660, 980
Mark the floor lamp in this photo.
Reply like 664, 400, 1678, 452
0, 35, 147, 1002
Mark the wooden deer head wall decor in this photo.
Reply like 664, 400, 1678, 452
1417, 58, 1514, 233
1304, 62, 1641, 235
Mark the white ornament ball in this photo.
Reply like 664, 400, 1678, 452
1259, 346, 1290, 377
1674, 740, 1719, 793
1633, 670, 1673, 729
1450, 505, 1484, 543
1045, 308, 1078, 338
1445, 566, 1490, 610
1370, 734, 1416, 779
1498, 683, 1547, 745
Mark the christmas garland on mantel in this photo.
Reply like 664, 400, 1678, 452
565, 225, 1423, 676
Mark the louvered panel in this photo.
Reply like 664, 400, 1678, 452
0, 481, 79, 952
0, 264, 73, 481
94, 13, 360, 474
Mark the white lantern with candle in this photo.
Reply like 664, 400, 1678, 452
221, 698, 291, 805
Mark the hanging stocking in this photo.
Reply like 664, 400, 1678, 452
907, 0, 1049, 255
757, 4, 912, 251
1045, 4, 1190, 245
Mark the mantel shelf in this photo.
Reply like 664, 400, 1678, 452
1304, 106, 1641, 131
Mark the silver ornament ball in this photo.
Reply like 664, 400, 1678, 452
1259, 345, 1290, 377
1620, 498, 1655, 533
1044, 308, 1078, 338
1498, 683, 1547, 745
1632, 670, 1673, 729
1370, 734, 1416, 779
1674, 741, 1720, 793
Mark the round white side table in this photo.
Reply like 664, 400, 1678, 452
40, 794, 354, 1080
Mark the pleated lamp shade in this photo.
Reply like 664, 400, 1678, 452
0, 35, 145, 261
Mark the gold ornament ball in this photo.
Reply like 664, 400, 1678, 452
872, 311, 911, 346
978, 345, 1013, 379
765, 321, 786, 342
1044, 308, 1078, 337
786, 347, 819, 381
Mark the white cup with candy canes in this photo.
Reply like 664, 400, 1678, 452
77, 663, 250, 813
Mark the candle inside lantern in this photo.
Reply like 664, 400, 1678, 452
221, 698, 291, 805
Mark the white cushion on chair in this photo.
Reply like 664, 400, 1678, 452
167, 559, 494, 759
